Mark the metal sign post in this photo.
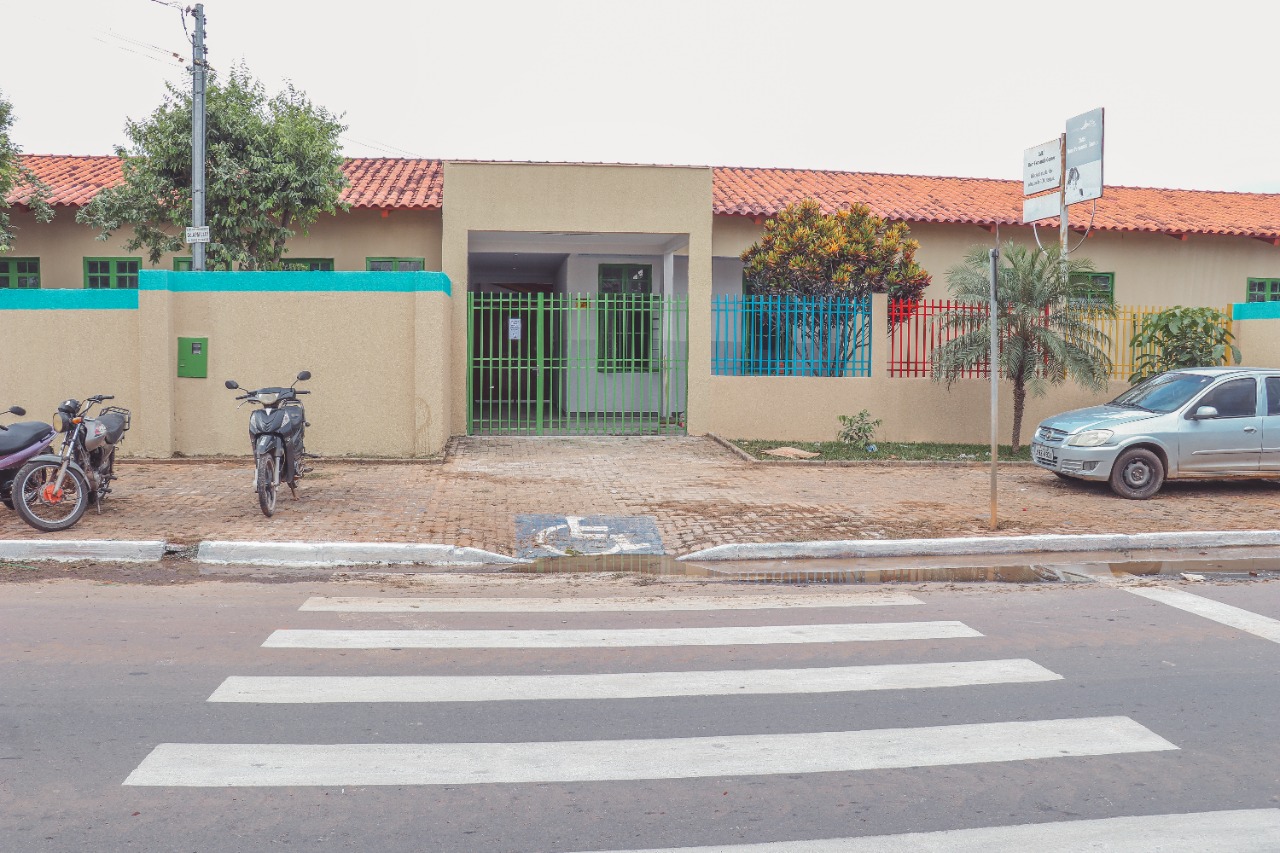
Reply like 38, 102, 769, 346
988, 246, 1000, 530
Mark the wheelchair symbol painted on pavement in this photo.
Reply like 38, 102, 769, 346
515, 514, 664, 559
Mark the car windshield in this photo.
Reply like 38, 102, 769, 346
1109, 372, 1214, 413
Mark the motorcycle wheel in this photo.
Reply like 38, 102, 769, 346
256, 454, 277, 517
13, 461, 90, 532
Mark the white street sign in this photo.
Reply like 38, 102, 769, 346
1022, 139, 1062, 196
1065, 107, 1104, 205
1022, 193, 1060, 224
185, 226, 210, 244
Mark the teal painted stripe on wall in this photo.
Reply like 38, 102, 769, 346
140, 270, 451, 295
1232, 302, 1280, 320
0, 289, 139, 310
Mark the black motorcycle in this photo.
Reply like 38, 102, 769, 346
225, 371, 312, 517
0, 406, 56, 512
11, 395, 131, 532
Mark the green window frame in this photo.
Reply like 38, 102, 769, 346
597, 263, 658, 374
1247, 278, 1280, 303
174, 256, 192, 271
0, 257, 40, 289
366, 257, 424, 272
279, 257, 334, 271
1069, 272, 1115, 306
84, 257, 140, 289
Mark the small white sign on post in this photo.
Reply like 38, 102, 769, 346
1022, 139, 1062, 196
508, 318, 522, 341
1022, 193, 1060, 224
185, 226, 210, 244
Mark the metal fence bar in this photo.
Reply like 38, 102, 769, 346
468, 293, 688, 436
711, 295, 872, 377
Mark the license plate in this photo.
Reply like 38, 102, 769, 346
1032, 444, 1057, 465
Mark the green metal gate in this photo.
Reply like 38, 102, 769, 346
467, 292, 689, 436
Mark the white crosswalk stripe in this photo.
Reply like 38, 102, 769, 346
566, 809, 1280, 852
123, 716, 1175, 787
121, 589, 1233, 847
208, 658, 1062, 703
299, 593, 923, 612
261, 621, 981, 649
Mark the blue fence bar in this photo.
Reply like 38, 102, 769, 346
711, 295, 872, 377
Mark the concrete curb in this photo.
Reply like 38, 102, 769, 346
679, 530, 1280, 562
195, 540, 528, 568
707, 434, 1036, 467
0, 539, 167, 563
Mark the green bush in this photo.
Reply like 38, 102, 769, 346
1129, 306, 1241, 383
837, 410, 881, 449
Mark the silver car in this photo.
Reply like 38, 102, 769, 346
1030, 367, 1280, 499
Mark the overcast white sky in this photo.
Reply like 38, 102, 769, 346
4, 0, 1278, 193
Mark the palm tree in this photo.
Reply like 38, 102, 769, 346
930, 243, 1115, 451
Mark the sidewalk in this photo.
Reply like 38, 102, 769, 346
2, 436, 1278, 558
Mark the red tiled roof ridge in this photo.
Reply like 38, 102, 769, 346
10, 155, 1280, 238
714, 164, 1280, 199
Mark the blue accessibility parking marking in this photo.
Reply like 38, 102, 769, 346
516, 514, 664, 560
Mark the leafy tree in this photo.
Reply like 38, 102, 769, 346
741, 199, 930, 300
78, 65, 347, 270
0, 89, 54, 253
930, 243, 1115, 451
1128, 306, 1241, 383
739, 200, 931, 376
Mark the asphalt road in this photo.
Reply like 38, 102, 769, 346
4, 571, 1280, 851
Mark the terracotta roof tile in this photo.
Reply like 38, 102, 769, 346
11, 155, 445, 210
713, 167, 1280, 239
9, 156, 1280, 239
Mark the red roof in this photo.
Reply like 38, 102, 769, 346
10, 156, 1280, 239
714, 166, 1280, 239
13, 155, 444, 211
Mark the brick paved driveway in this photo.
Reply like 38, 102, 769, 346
1, 437, 1277, 555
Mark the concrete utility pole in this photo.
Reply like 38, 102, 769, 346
191, 3, 207, 272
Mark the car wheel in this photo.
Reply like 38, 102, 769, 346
1109, 448, 1165, 499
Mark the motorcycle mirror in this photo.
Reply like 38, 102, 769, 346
297, 371, 312, 382
7, 406, 25, 416
224, 380, 240, 390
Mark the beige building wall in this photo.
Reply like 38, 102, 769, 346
1235, 318, 1280, 369
441, 162, 714, 436
4, 207, 443, 286
5, 208, 163, 288
0, 285, 453, 458
289, 209, 443, 271
0, 306, 149, 450
712, 215, 1280, 308
703, 293, 1129, 445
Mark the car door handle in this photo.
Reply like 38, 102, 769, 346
1244, 427, 1258, 433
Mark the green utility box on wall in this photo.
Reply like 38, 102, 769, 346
177, 337, 208, 378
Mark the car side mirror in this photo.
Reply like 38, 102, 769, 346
7, 406, 25, 416
297, 371, 311, 381
224, 380, 240, 390
1191, 405, 1219, 420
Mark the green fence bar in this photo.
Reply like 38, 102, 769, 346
467, 293, 689, 436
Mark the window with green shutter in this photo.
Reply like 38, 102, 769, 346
1069, 272, 1115, 306
1247, 278, 1280, 302
366, 257, 424, 272
597, 264, 658, 373
0, 258, 40, 288
84, 257, 140, 289
280, 258, 334, 271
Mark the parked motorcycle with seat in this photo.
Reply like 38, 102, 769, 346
224, 371, 313, 517
5, 395, 131, 531
0, 406, 56, 512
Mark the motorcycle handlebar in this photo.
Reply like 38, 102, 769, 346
296, 390, 310, 395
